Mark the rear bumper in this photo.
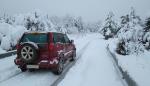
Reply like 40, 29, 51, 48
14, 58, 24, 65
14, 58, 59, 69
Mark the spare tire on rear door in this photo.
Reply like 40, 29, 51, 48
19, 43, 38, 64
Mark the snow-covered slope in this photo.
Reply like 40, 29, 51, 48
109, 38, 150, 86
0, 22, 27, 51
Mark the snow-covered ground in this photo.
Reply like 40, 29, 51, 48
0, 22, 27, 51
58, 34, 123, 86
4, 33, 150, 86
109, 39, 150, 86
0, 33, 126, 86
0, 47, 6, 54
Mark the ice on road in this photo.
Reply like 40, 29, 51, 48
59, 37, 123, 86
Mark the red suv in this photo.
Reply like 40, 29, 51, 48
14, 32, 76, 75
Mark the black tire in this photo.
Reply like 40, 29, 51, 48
19, 43, 38, 64
28, 69, 35, 72
70, 50, 76, 62
53, 58, 64, 75
20, 67, 27, 72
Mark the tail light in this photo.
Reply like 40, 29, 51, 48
16, 44, 20, 49
49, 43, 54, 51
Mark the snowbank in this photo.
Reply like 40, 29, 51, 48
0, 47, 6, 54
0, 23, 27, 50
0, 23, 12, 36
109, 39, 150, 86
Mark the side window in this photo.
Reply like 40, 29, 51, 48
53, 33, 65, 43
64, 34, 70, 43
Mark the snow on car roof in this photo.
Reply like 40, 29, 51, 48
24, 31, 63, 34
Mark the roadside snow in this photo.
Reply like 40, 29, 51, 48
0, 47, 6, 54
0, 23, 27, 50
0, 55, 20, 82
0, 23, 12, 36
109, 39, 150, 86
58, 35, 123, 86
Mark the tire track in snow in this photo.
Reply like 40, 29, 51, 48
0, 55, 23, 83
0, 50, 16, 59
51, 41, 91, 86
0, 36, 92, 85
0, 71, 22, 83
0, 40, 91, 85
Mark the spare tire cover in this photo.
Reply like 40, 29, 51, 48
19, 43, 38, 64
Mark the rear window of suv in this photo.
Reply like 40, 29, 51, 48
20, 33, 48, 43
53, 33, 65, 43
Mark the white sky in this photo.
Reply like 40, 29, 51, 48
0, 0, 150, 22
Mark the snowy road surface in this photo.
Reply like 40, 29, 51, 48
58, 36, 123, 86
0, 34, 124, 86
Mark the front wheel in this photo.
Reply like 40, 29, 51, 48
53, 58, 64, 75
70, 50, 76, 62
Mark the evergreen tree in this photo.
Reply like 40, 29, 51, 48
101, 12, 118, 39
142, 17, 150, 50
75, 17, 84, 33
24, 12, 45, 31
86, 21, 101, 33
63, 15, 79, 34
116, 7, 144, 55
144, 17, 150, 32
120, 14, 130, 27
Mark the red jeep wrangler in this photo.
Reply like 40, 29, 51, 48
14, 32, 76, 75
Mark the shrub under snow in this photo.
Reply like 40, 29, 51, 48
116, 8, 144, 55
0, 23, 27, 50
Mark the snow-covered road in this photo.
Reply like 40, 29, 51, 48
0, 34, 124, 86
58, 36, 124, 86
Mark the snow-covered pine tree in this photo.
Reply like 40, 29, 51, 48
87, 21, 102, 33
75, 17, 84, 33
1, 14, 15, 25
101, 12, 118, 40
63, 15, 79, 34
95, 21, 102, 33
50, 16, 62, 32
144, 17, 150, 32
142, 17, 150, 50
24, 12, 46, 31
118, 7, 143, 42
116, 7, 144, 55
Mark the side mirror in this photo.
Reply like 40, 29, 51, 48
70, 40, 74, 44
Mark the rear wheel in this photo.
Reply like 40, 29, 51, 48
28, 69, 35, 72
20, 67, 27, 72
53, 58, 64, 75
